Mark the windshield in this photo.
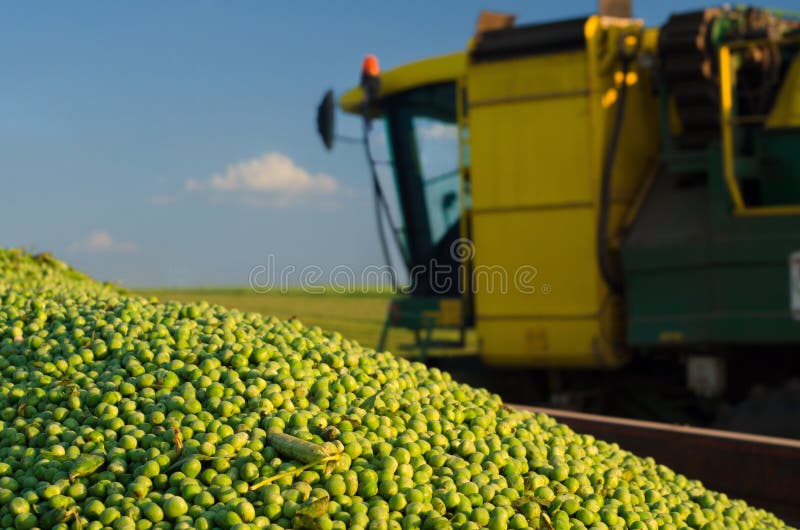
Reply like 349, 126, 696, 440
414, 116, 460, 245
381, 83, 460, 268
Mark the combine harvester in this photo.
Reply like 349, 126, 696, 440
317, 2, 800, 522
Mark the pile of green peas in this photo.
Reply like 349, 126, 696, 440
0, 249, 791, 530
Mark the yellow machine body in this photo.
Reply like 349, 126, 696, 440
466, 18, 660, 367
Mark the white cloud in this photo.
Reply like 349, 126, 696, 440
69, 230, 138, 254
185, 179, 205, 192
186, 152, 339, 203
148, 194, 176, 206
419, 123, 458, 141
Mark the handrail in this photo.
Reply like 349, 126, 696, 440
719, 40, 800, 217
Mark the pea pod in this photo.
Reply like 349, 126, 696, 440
296, 495, 329, 518
69, 454, 105, 482
267, 432, 330, 464
38, 508, 68, 528
293, 514, 320, 530
359, 391, 384, 411
40, 450, 70, 462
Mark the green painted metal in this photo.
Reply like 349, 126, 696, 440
756, 130, 800, 205
377, 296, 464, 361
623, 88, 800, 347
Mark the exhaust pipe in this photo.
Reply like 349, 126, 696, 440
599, 0, 631, 18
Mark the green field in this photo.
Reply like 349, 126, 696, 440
135, 287, 434, 357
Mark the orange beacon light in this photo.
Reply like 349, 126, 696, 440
361, 54, 380, 77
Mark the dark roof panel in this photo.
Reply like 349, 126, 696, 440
471, 17, 589, 62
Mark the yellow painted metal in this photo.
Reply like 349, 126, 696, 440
478, 319, 623, 367
468, 51, 589, 105
766, 55, 800, 129
472, 208, 597, 316
719, 45, 746, 213
456, 68, 472, 321
437, 299, 463, 327
718, 45, 800, 217
736, 206, 800, 216
469, 15, 658, 367
469, 52, 592, 211
339, 52, 466, 115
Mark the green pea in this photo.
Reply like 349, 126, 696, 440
99, 507, 121, 526
8, 497, 30, 516
162, 496, 188, 519
141, 501, 164, 523
471, 507, 490, 525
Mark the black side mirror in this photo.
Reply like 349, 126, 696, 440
317, 89, 335, 151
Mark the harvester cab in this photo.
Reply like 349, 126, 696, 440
317, 51, 469, 359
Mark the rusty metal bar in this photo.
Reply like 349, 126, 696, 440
514, 405, 800, 525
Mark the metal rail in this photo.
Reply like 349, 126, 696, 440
719, 38, 800, 217
514, 405, 800, 525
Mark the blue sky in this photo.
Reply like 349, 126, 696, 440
2, 1, 796, 286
